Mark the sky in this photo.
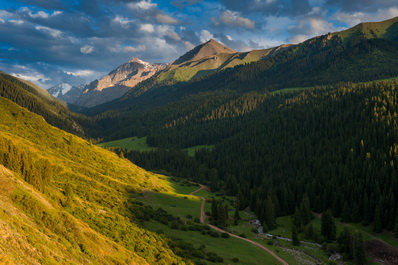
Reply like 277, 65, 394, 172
0, 0, 397, 88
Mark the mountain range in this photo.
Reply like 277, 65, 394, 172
0, 16, 398, 265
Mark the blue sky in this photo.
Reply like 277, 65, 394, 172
0, 0, 397, 88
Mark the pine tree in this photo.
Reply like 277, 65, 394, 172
234, 203, 240, 225
264, 195, 275, 230
394, 215, 398, 238
292, 226, 300, 246
321, 209, 336, 241
211, 199, 218, 222
373, 205, 383, 233
342, 201, 351, 223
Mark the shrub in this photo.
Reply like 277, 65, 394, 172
209, 231, 220, 237
232, 257, 239, 263
221, 233, 230, 239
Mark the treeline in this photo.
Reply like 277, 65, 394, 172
0, 137, 54, 192
124, 81, 397, 234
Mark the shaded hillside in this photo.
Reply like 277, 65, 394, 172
0, 97, 191, 264
0, 73, 87, 136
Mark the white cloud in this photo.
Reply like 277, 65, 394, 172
9, 19, 24, 24
109, 45, 146, 53
156, 25, 181, 41
21, 7, 63, 19
64, 70, 95, 76
183, 41, 195, 50
331, 7, 398, 27
35, 26, 63, 38
196, 29, 214, 43
113, 15, 135, 27
80, 45, 95, 54
11, 72, 50, 83
140, 23, 155, 33
213, 10, 255, 29
0, 10, 14, 18
289, 34, 309, 44
128, 0, 157, 10
155, 13, 179, 24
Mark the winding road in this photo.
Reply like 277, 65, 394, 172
190, 185, 289, 265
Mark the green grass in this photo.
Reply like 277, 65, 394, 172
145, 221, 282, 265
97, 136, 156, 151
135, 190, 202, 219
185, 145, 214, 157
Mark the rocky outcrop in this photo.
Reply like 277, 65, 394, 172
76, 58, 167, 107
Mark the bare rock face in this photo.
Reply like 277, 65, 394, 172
76, 58, 167, 107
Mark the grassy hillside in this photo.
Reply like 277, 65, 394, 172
0, 96, 191, 264
336, 16, 398, 41
157, 46, 288, 83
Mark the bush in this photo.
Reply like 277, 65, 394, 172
180, 225, 188, 231
232, 257, 239, 263
194, 217, 200, 223
221, 233, 230, 239
170, 222, 180, 229
251, 228, 258, 234
239, 233, 246, 238
186, 214, 193, 219
207, 252, 223, 263
209, 231, 220, 237
267, 241, 273, 245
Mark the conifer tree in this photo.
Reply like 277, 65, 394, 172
321, 209, 336, 241
264, 195, 276, 230
292, 226, 300, 246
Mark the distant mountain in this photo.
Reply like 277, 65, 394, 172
157, 39, 291, 82
48, 83, 72, 98
76, 58, 167, 107
48, 83, 85, 104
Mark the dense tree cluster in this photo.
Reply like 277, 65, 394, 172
125, 81, 397, 235
0, 137, 54, 192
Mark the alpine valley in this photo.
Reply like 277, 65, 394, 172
0, 11, 397, 265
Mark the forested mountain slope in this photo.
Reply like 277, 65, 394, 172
125, 81, 397, 234
0, 97, 190, 264
82, 16, 398, 142
0, 72, 87, 136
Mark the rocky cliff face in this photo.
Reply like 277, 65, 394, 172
76, 58, 167, 107
48, 83, 85, 104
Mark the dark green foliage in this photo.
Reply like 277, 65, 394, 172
321, 209, 336, 241
0, 138, 54, 192
123, 81, 397, 234
353, 233, 366, 265
292, 226, 300, 246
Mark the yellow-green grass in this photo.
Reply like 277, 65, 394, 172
185, 145, 214, 157
0, 97, 188, 264
97, 136, 156, 151
145, 221, 282, 265
136, 191, 202, 219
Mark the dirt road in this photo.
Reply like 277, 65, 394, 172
190, 185, 289, 265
